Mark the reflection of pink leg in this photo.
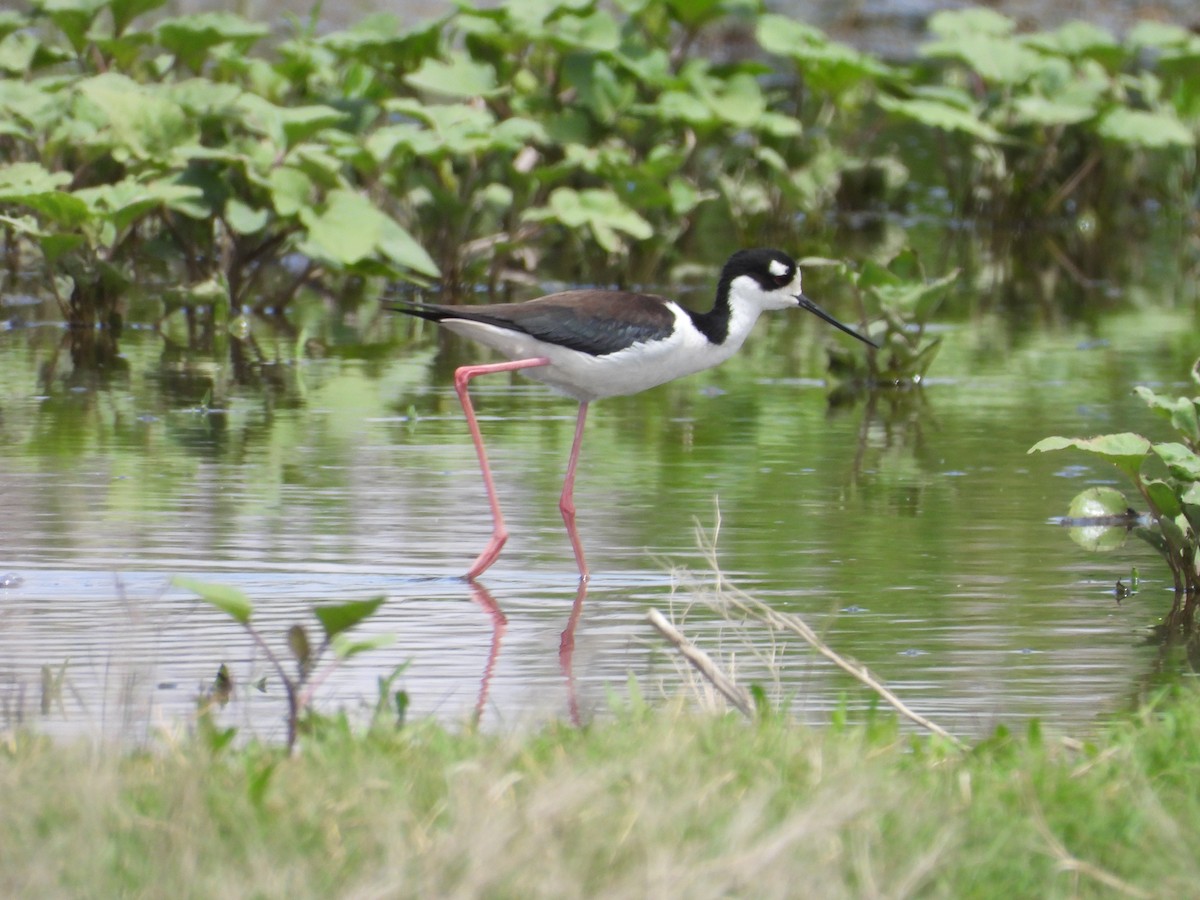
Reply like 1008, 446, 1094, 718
454, 357, 550, 581
558, 577, 588, 726
468, 581, 507, 724
559, 402, 590, 581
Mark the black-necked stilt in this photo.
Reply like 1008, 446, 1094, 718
392, 247, 877, 581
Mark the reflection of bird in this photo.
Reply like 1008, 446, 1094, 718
392, 248, 877, 581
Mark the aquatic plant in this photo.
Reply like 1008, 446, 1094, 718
1, 0, 1195, 326
1030, 358, 1200, 629
172, 577, 394, 751
881, 9, 1198, 219
812, 248, 956, 389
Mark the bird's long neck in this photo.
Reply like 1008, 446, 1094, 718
685, 272, 737, 345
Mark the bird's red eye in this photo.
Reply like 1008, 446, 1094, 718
773, 271, 791, 286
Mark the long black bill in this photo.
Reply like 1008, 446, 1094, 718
797, 294, 879, 349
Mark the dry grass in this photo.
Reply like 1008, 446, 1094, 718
1, 708, 946, 899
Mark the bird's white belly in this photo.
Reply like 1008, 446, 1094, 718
441, 315, 744, 403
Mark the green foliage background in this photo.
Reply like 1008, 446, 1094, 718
1, 0, 1197, 322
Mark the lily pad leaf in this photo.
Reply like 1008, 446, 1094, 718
1065, 487, 1132, 552
1067, 486, 1130, 518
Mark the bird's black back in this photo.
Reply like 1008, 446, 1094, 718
392, 291, 679, 357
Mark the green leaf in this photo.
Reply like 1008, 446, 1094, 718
1097, 108, 1194, 148
155, 12, 269, 71
756, 14, 891, 88
1182, 482, 1200, 533
331, 632, 395, 660
927, 8, 1016, 38
695, 71, 765, 129
1023, 21, 1121, 63
0, 164, 90, 226
923, 34, 1047, 85
173, 576, 253, 625
76, 72, 196, 158
523, 187, 652, 252
405, 52, 499, 98
650, 90, 714, 125
315, 596, 387, 641
0, 32, 42, 75
299, 189, 383, 265
377, 215, 440, 278
877, 95, 1003, 143
1143, 479, 1183, 518
1129, 20, 1194, 50
1134, 385, 1200, 444
1160, 515, 1191, 554
548, 10, 620, 52
287, 623, 312, 669
664, 0, 726, 29
0, 163, 73, 194
564, 57, 631, 125
1012, 95, 1097, 127
1028, 433, 1152, 478
225, 198, 269, 234
32, 0, 108, 54
1152, 442, 1200, 481
108, 0, 168, 35
234, 94, 347, 150
0, 11, 25, 41
267, 166, 313, 217
75, 176, 208, 231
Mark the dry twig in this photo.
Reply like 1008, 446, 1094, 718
649, 505, 965, 749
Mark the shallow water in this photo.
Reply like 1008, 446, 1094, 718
1, 268, 1197, 742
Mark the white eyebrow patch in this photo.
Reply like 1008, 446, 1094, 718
768, 259, 789, 277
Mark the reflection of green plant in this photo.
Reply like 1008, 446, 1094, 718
173, 577, 394, 751
1030, 359, 1200, 628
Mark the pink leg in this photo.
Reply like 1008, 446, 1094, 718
560, 402, 590, 581
454, 357, 550, 581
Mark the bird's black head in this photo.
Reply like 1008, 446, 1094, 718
720, 248, 799, 295
719, 247, 878, 349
